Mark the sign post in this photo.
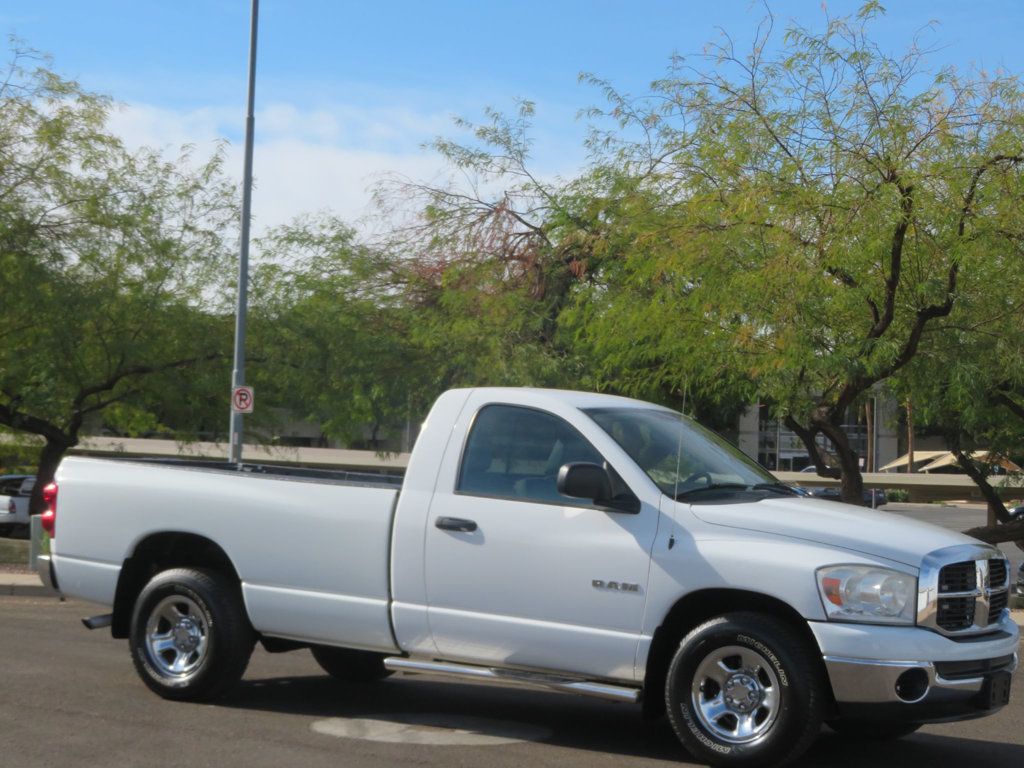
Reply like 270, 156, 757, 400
228, 0, 259, 464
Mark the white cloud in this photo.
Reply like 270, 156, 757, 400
104, 98, 588, 240
107, 103, 232, 154
105, 100, 454, 233
247, 138, 445, 229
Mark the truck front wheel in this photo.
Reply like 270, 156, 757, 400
311, 645, 392, 682
129, 567, 254, 701
664, 612, 826, 767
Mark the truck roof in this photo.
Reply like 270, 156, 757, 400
455, 387, 676, 412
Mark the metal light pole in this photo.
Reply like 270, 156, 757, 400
229, 0, 259, 464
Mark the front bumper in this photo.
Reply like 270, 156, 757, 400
812, 613, 1019, 723
824, 653, 1016, 722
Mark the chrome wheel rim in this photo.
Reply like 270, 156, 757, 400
690, 644, 781, 744
144, 595, 210, 678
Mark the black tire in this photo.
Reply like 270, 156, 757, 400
311, 645, 392, 682
129, 567, 254, 701
826, 720, 921, 740
664, 612, 826, 768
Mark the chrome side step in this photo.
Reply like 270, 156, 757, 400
382, 657, 640, 703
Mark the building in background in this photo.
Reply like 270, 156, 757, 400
736, 399, 900, 472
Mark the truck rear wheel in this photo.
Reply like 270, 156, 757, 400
664, 612, 826, 767
129, 567, 254, 701
311, 645, 392, 682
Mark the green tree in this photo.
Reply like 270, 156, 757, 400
567, 4, 1024, 503
371, 100, 747, 432
897, 271, 1024, 544
372, 101, 593, 391
0, 48, 237, 510
250, 216, 436, 449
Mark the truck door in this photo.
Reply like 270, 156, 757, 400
422, 400, 661, 683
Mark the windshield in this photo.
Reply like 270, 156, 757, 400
584, 407, 781, 499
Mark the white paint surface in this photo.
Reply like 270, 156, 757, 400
310, 714, 551, 746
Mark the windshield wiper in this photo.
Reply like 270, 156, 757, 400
750, 482, 801, 496
675, 482, 799, 500
675, 483, 749, 500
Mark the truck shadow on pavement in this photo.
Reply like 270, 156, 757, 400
219, 673, 1024, 766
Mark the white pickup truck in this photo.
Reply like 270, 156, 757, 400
39, 388, 1017, 767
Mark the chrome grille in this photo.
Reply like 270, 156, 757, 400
919, 546, 1011, 637
988, 590, 1009, 624
938, 561, 976, 593
987, 557, 1010, 624
988, 559, 1007, 589
936, 595, 976, 631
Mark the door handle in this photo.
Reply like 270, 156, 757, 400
435, 516, 478, 532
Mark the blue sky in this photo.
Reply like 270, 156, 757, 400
7, 1, 1024, 229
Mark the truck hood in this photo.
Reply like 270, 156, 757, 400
689, 496, 983, 568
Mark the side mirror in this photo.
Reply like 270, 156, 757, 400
557, 462, 613, 503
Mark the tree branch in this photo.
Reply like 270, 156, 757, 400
994, 390, 1024, 423
958, 154, 1024, 238
71, 352, 225, 413
866, 179, 913, 341
952, 447, 1010, 524
0, 401, 70, 446
962, 519, 1024, 546
783, 415, 840, 478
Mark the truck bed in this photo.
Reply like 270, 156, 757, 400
52, 456, 402, 653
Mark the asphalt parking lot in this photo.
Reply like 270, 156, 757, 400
0, 594, 1020, 768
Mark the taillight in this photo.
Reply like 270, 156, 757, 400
40, 482, 57, 536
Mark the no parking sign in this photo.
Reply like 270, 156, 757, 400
232, 386, 254, 414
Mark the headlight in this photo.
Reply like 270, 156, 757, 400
816, 565, 917, 625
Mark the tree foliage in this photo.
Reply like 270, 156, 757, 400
250, 216, 434, 449
559, 5, 1024, 503
896, 249, 1024, 535
371, 101, 590, 390
7, 5, 1024, 548
366, 4, 1024, 531
0, 47, 237, 508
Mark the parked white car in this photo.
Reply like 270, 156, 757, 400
0, 474, 33, 537
0, 494, 16, 535
39, 388, 1017, 768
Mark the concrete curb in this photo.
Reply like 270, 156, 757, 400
1, 573, 57, 598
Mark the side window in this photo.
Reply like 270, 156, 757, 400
457, 405, 605, 505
